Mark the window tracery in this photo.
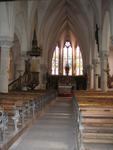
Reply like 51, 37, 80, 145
52, 42, 83, 76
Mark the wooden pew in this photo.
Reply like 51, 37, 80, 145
0, 91, 46, 126
0, 93, 39, 139
0, 90, 57, 143
75, 93, 113, 146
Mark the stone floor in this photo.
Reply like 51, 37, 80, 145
9, 97, 74, 150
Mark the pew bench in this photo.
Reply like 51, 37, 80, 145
75, 95, 113, 146
0, 90, 57, 144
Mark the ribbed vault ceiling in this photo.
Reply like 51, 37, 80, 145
39, 0, 97, 65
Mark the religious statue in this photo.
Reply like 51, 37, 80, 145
65, 63, 70, 76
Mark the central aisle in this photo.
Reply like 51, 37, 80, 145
10, 97, 74, 150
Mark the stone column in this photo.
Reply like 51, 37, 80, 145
87, 64, 94, 90
0, 40, 12, 93
18, 52, 26, 76
38, 63, 46, 89
93, 59, 99, 90
100, 50, 108, 91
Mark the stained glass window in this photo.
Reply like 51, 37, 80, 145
75, 46, 83, 75
52, 46, 59, 75
51, 42, 83, 76
63, 42, 72, 75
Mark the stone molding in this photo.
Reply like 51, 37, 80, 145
92, 58, 100, 65
0, 36, 13, 48
21, 51, 28, 59
110, 36, 113, 45
86, 64, 94, 70
100, 50, 108, 59
21, 51, 26, 56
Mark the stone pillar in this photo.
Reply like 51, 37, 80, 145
18, 52, 26, 76
93, 59, 99, 90
0, 40, 12, 93
38, 64, 46, 89
100, 50, 108, 91
87, 64, 94, 90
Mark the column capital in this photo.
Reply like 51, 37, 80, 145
0, 36, 13, 48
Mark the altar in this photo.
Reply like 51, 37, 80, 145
46, 75, 87, 90
58, 85, 72, 95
